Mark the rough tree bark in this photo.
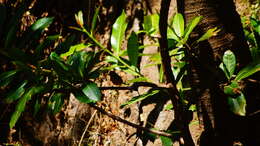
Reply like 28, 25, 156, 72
181, 0, 259, 145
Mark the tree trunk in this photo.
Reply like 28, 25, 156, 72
182, 0, 258, 145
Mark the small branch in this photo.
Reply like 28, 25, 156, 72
159, 0, 195, 145
78, 110, 97, 146
88, 103, 174, 137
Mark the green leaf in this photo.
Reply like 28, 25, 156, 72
91, 6, 100, 34
82, 82, 101, 102
17, 17, 54, 48
196, 27, 220, 43
50, 52, 69, 72
5, 81, 28, 103
164, 104, 173, 110
73, 90, 94, 103
143, 14, 159, 37
222, 50, 236, 79
172, 13, 185, 37
160, 136, 173, 146
224, 81, 240, 96
9, 85, 44, 128
127, 32, 139, 67
48, 93, 64, 114
111, 10, 128, 56
69, 51, 91, 78
120, 90, 160, 108
235, 61, 260, 81
0, 70, 18, 87
60, 43, 91, 58
227, 93, 246, 116
188, 104, 197, 111
250, 17, 260, 35
183, 16, 202, 43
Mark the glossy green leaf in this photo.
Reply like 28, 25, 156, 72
60, 43, 91, 58
196, 27, 220, 43
127, 32, 139, 67
9, 85, 44, 128
120, 90, 160, 108
111, 10, 128, 56
0, 70, 18, 87
82, 82, 101, 102
219, 63, 229, 80
69, 51, 90, 78
235, 61, 260, 81
227, 93, 246, 116
5, 81, 28, 103
183, 16, 202, 42
172, 13, 185, 37
143, 14, 159, 37
73, 90, 94, 103
223, 50, 236, 79
17, 17, 54, 48
160, 136, 173, 146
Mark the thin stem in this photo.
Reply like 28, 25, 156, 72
78, 110, 97, 146
80, 28, 143, 77
88, 104, 175, 137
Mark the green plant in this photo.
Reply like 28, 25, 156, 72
0, 3, 102, 129
219, 50, 260, 116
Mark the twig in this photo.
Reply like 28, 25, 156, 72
88, 103, 174, 137
78, 110, 97, 146
159, 0, 195, 145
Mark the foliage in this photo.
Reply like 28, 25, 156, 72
0, 3, 102, 129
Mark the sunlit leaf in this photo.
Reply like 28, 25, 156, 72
196, 27, 220, 43
183, 16, 202, 43
172, 13, 185, 37
60, 43, 91, 58
164, 104, 173, 110
82, 82, 101, 102
222, 50, 236, 79
111, 10, 128, 56
235, 61, 260, 81
160, 136, 173, 146
120, 90, 160, 108
143, 14, 159, 37
127, 32, 139, 67
227, 93, 246, 116
188, 104, 197, 111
